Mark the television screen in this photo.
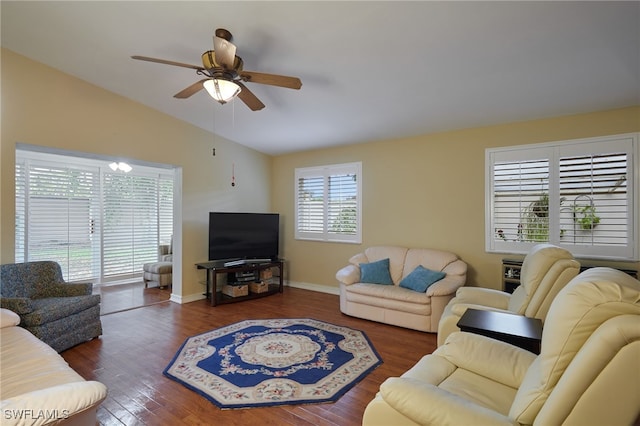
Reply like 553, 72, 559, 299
208, 212, 280, 261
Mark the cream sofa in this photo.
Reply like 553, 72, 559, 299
336, 246, 467, 332
0, 308, 107, 426
362, 268, 640, 426
437, 243, 580, 346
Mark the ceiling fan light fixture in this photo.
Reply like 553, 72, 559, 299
203, 78, 241, 104
109, 162, 132, 173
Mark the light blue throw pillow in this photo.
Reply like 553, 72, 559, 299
399, 265, 446, 292
359, 258, 393, 285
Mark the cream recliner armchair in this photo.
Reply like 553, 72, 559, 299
363, 267, 640, 426
437, 244, 580, 346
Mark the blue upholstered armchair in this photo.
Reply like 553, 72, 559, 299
0, 261, 102, 352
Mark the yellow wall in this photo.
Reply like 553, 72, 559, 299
3, 48, 639, 298
1, 49, 273, 300
272, 107, 640, 290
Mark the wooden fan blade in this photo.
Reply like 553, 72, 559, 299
174, 79, 208, 98
236, 82, 265, 111
213, 36, 237, 69
240, 71, 302, 89
132, 55, 204, 71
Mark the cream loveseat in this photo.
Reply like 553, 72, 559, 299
0, 308, 107, 426
337, 246, 467, 332
362, 268, 640, 426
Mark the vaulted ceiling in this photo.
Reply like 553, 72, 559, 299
2, 1, 638, 155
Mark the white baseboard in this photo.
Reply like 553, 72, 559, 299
176, 281, 339, 304
286, 281, 340, 295
171, 292, 206, 304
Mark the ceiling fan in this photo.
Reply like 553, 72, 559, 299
132, 28, 302, 111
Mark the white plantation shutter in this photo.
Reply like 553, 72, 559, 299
486, 134, 638, 260
295, 162, 362, 243
296, 174, 325, 236
493, 155, 551, 244
557, 145, 630, 258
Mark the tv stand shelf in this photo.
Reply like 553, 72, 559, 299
196, 260, 284, 306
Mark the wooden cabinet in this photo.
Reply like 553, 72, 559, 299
502, 258, 523, 294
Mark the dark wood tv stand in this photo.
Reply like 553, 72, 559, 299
195, 260, 284, 307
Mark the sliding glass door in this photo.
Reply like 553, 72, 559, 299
15, 149, 174, 283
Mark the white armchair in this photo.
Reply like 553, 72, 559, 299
437, 244, 580, 346
363, 267, 640, 426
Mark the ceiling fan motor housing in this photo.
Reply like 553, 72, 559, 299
201, 51, 243, 72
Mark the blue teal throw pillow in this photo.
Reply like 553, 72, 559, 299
359, 258, 393, 285
399, 265, 446, 292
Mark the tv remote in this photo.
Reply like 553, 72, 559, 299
224, 259, 246, 267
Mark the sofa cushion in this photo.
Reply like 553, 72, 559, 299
403, 249, 461, 280
0, 326, 87, 399
20, 295, 101, 326
345, 284, 432, 315
346, 282, 432, 302
0, 315, 108, 425
363, 246, 409, 284
400, 266, 446, 292
360, 258, 393, 285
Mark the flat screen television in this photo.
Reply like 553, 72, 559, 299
208, 212, 280, 261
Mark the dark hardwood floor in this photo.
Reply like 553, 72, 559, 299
63, 286, 437, 425
97, 282, 171, 315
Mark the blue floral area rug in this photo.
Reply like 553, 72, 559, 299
163, 318, 382, 409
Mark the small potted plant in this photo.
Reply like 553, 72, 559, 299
574, 204, 600, 230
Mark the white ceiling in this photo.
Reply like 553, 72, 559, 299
2, 1, 639, 155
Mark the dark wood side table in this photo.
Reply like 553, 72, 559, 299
457, 308, 543, 354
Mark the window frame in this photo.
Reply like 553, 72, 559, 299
295, 162, 362, 244
485, 133, 639, 261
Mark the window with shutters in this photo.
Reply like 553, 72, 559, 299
486, 133, 638, 260
15, 148, 174, 282
295, 162, 362, 243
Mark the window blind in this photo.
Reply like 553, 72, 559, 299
158, 175, 174, 246
295, 162, 362, 243
16, 160, 101, 281
102, 173, 159, 280
486, 133, 638, 260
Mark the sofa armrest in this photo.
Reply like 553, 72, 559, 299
438, 332, 537, 388
450, 303, 516, 318
0, 381, 107, 426
35, 282, 92, 298
454, 286, 511, 308
379, 377, 517, 426
336, 264, 360, 285
0, 298, 33, 315
0, 308, 21, 328
425, 276, 464, 297
159, 244, 171, 257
